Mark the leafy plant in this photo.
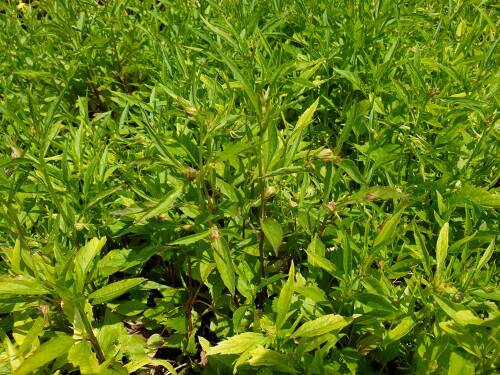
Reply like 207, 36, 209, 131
0, 0, 498, 374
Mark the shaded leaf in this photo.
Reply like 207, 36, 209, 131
89, 278, 146, 304
261, 218, 283, 256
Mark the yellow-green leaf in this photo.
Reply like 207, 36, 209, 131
247, 346, 297, 374
292, 314, 356, 338
13, 336, 74, 375
0, 278, 49, 295
206, 332, 269, 356
436, 222, 449, 278
306, 251, 337, 276
476, 239, 495, 273
384, 316, 416, 346
276, 261, 295, 330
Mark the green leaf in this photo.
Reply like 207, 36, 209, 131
306, 251, 337, 276
168, 230, 211, 246
307, 235, 325, 257
436, 222, 449, 278
89, 278, 146, 304
447, 351, 475, 375
285, 99, 319, 166
13, 336, 74, 375
0, 278, 49, 296
433, 295, 483, 325
383, 316, 416, 346
337, 159, 365, 185
412, 222, 432, 277
137, 186, 182, 223
373, 210, 403, 249
291, 98, 320, 139
476, 239, 495, 273
75, 237, 107, 288
206, 332, 269, 356
261, 218, 283, 256
67, 341, 101, 375
209, 226, 236, 296
247, 346, 297, 374
292, 314, 356, 338
333, 68, 363, 91
276, 261, 295, 331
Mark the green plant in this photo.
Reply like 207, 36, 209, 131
0, 0, 498, 374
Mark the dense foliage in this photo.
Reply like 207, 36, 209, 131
0, 0, 499, 374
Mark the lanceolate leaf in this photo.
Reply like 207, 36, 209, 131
433, 295, 483, 326
206, 332, 269, 356
435, 222, 449, 278
209, 226, 236, 296
476, 239, 495, 273
292, 314, 356, 338
261, 218, 283, 256
13, 336, 74, 375
276, 261, 295, 331
0, 278, 49, 296
137, 186, 183, 223
247, 346, 297, 374
89, 278, 146, 304
374, 210, 403, 249
168, 230, 211, 246
383, 316, 416, 346
306, 251, 337, 276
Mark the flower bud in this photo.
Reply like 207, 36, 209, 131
263, 186, 276, 199
209, 226, 219, 241
180, 167, 197, 181
325, 201, 336, 213
315, 148, 339, 162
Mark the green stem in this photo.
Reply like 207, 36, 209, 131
77, 303, 106, 363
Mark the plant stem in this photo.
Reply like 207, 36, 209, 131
77, 304, 106, 363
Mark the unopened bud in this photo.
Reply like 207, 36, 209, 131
316, 148, 339, 162
209, 226, 219, 241
180, 167, 197, 181
263, 186, 276, 199
181, 224, 193, 232
325, 201, 336, 212
184, 106, 197, 117
11, 147, 21, 158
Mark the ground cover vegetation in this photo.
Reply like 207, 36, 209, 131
0, 0, 499, 374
